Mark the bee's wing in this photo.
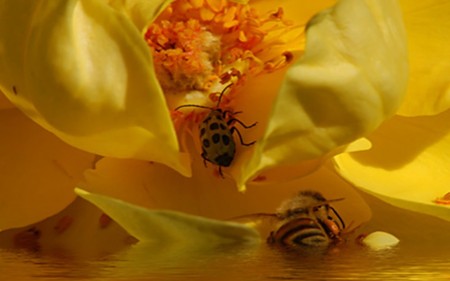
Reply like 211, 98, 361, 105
229, 213, 278, 222
229, 213, 280, 235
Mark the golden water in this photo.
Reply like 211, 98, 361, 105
2, 238, 450, 281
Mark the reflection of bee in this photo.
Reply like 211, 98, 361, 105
175, 84, 256, 177
236, 190, 346, 249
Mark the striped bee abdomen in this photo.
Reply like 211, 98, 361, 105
268, 217, 330, 247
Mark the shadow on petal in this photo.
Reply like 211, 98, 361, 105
335, 109, 450, 222
0, 109, 95, 230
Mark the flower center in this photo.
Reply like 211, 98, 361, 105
144, 0, 296, 112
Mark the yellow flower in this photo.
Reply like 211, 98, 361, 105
0, 0, 446, 257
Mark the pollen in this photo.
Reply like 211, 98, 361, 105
144, 0, 299, 108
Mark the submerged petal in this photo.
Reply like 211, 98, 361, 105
397, 0, 450, 116
0, 109, 95, 230
75, 188, 260, 245
0, 0, 189, 175
335, 110, 450, 222
240, 0, 408, 185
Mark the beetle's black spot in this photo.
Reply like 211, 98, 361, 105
222, 135, 230, 145
209, 122, 219, 130
212, 133, 220, 144
220, 124, 227, 130
200, 128, 206, 136
203, 139, 210, 148
204, 116, 212, 123
12, 85, 17, 95
214, 153, 233, 167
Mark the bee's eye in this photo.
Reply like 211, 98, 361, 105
313, 205, 324, 212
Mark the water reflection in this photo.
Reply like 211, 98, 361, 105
2, 239, 450, 281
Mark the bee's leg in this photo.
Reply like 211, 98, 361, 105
227, 117, 257, 129
230, 127, 256, 146
267, 231, 276, 244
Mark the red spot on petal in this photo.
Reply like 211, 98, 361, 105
99, 213, 112, 229
54, 216, 74, 234
252, 175, 267, 182
434, 192, 450, 205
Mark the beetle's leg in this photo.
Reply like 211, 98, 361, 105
201, 151, 208, 167
230, 127, 256, 146
218, 166, 225, 178
227, 117, 257, 129
222, 110, 243, 119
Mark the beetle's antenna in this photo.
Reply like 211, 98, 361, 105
175, 104, 214, 111
216, 83, 233, 107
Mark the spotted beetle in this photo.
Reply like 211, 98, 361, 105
175, 84, 256, 177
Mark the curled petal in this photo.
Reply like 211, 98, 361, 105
0, 109, 95, 230
397, 0, 450, 116
240, 0, 408, 185
0, 0, 189, 175
75, 188, 260, 245
107, 0, 173, 31
335, 110, 450, 222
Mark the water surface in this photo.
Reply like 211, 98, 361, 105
2, 238, 450, 281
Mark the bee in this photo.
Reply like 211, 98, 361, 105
235, 190, 346, 249
175, 84, 256, 177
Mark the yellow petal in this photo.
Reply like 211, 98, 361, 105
107, 0, 173, 31
252, 0, 336, 24
0, 109, 95, 230
75, 188, 260, 244
80, 156, 371, 231
239, 0, 408, 186
397, 0, 450, 116
0, 0, 190, 176
335, 109, 450, 222
0, 198, 134, 257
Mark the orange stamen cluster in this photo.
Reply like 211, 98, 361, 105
145, 0, 296, 97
